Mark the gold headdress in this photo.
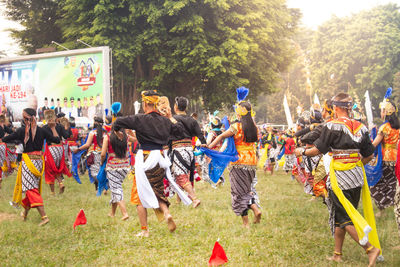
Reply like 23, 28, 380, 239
141, 90, 160, 105
380, 99, 397, 116
379, 87, 397, 116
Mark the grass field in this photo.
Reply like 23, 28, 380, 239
0, 169, 399, 266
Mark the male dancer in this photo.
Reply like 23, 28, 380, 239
3, 108, 60, 226
43, 109, 72, 195
114, 90, 183, 237
170, 96, 205, 207
294, 93, 381, 266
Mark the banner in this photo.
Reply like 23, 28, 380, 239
0, 47, 110, 123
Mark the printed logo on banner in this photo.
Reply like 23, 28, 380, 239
68, 57, 101, 91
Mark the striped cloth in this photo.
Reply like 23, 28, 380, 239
107, 168, 129, 203
229, 165, 256, 216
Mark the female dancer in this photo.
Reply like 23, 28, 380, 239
101, 126, 131, 220
372, 99, 399, 218
74, 117, 105, 190
207, 101, 261, 227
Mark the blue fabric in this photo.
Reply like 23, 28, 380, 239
71, 133, 89, 184
71, 150, 84, 184
199, 116, 239, 183
277, 146, 285, 160
96, 154, 108, 196
365, 126, 383, 186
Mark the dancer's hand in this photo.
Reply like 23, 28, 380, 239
48, 121, 56, 129
294, 147, 305, 158
114, 130, 124, 140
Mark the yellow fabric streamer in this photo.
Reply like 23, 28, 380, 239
330, 159, 382, 255
258, 144, 269, 169
12, 153, 45, 206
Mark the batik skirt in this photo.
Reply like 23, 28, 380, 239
283, 154, 296, 172
88, 151, 101, 178
394, 183, 400, 238
22, 156, 43, 192
45, 145, 63, 184
107, 168, 129, 203
370, 161, 397, 210
171, 145, 194, 188
144, 153, 169, 206
229, 165, 257, 216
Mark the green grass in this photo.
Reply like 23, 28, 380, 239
0, 170, 399, 266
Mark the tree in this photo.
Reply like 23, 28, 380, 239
3, 0, 300, 114
307, 4, 400, 112
60, 0, 300, 113
1, 0, 63, 54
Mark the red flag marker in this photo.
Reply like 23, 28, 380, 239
73, 209, 87, 230
208, 241, 228, 266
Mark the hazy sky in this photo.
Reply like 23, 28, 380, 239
287, 0, 400, 28
1, 1, 400, 56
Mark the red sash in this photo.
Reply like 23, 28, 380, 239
44, 144, 71, 183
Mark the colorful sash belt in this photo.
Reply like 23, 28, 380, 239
12, 152, 45, 206
330, 157, 382, 256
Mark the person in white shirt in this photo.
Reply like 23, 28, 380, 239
88, 96, 96, 121
69, 97, 78, 118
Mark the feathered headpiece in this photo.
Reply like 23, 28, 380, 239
236, 87, 249, 102
379, 87, 397, 116
111, 102, 121, 115
111, 102, 122, 123
234, 87, 254, 117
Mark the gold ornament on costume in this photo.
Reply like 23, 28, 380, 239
234, 101, 255, 117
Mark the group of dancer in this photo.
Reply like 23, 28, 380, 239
2, 85, 400, 266
0, 88, 262, 239
257, 90, 400, 267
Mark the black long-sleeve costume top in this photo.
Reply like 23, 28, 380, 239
171, 114, 206, 144
3, 126, 60, 153
42, 124, 71, 145
114, 111, 183, 150
0, 125, 13, 139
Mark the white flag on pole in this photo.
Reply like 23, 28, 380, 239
283, 95, 294, 129
364, 90, 374, 129
313, 93, 320, 106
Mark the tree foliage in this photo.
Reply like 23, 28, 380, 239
307, 3, 400, 110
3, 0, 300, 114
1, 0, 63, 54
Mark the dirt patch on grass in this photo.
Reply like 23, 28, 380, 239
0, 213, 17, 222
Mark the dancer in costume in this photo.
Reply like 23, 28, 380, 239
294, 93, 381, 266
370, 99, 399, 216
74, 116, 105, 191
282, 132, 296, 174
65, 117, 80, 163
170, 96, 205, 208
262, 128, 278, 175
43, 109, 72, 195
0, 114, 12, 188
114, 90, 185, 237
3, 108, 60, 226
101, 126, 131, 220
206, 89, 261, 228
204, 117, 226, 185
